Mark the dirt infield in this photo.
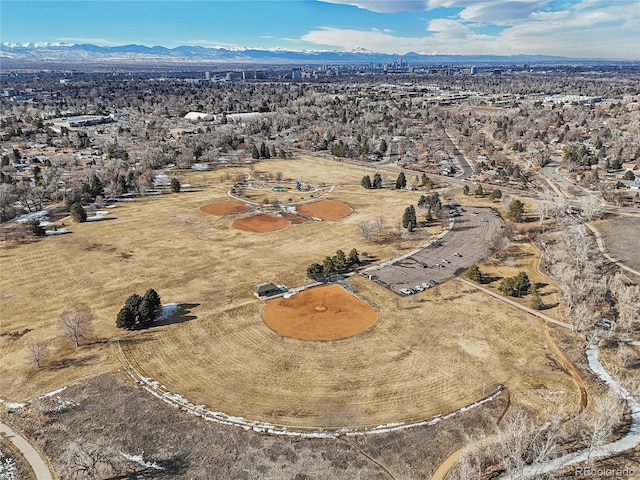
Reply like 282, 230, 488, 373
232, 213, 291, 232
262, 284, 377, 341
297, 199, 353, 221
200, 200, 250, 215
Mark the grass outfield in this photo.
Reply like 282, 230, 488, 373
124, 277, 578, 428
1, 156, 578, 428
0, 157, 431, 401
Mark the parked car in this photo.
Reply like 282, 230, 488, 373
414, 285, 424, 292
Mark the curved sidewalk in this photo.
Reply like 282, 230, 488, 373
584, 223, 640, 279
0, 420, 54, 480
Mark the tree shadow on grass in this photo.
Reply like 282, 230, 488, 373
46, 354, 98, 371
153, 303, 200, 327
538, 302, 559, 311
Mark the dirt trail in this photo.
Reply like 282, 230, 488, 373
430, 292, 587, 480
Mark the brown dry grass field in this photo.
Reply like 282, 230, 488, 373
1, 155, 577, 431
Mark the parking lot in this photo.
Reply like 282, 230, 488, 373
366, 205, 504, 295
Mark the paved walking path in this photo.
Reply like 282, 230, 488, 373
0, 420, 54, 480
496, 343, 640, 479
457, 278, 574, 330
432, 279, 639, 479
584, 223, 640, 279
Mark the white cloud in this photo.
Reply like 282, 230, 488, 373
56, 37, 120, 46
303, 0, 639, 59
458, 1, 547, 24
318, 0, 428, 13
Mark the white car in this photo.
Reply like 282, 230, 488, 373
421, 282, 431, 289
414, 285, 424, 292
399, 288, 413, 295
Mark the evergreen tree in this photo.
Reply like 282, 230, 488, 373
116, 306, 136, 330
142, 289, 162, 321
465, 264, 482, 282
70, 202, 87, 223
463, 185, 470, 195
508, 199, 526, 222
348, 248, 360, 266
379, 138, 388, 154
28, 219, 45, 236
170, 177, 181, 193
32, 165, 42, 186
372, 173, 383, 189
251, 145, 260, 159
498, 271, 531, 297
474, 184, 484, 197
420, 173, 429, 187
307, 263, 324, 281
82, 174, 104, 199
333, 249, 347, 272
322, 256, 336, 277
395, 172, 407, 189
259, 142, 268, 159
529, 284, 544, 310
402, 205, 417, 231
361, 175, 372, 189
488, 189, 502, 201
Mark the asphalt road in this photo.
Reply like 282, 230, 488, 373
366, 204, 504, 295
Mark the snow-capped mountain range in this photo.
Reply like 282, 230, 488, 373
0, 42, 604, 66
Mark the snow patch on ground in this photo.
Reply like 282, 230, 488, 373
45, 228, 69, 236
86, 210, 109, 222
0, 399, 25, 410
0, 457, 18, 480
158, 303, 178, 321
122, 346, 503, 439
15, 208, 55, 224
121, 453, 165, 470
39, 386, 67, 398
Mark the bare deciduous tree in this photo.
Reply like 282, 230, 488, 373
581, 390, 624, 465
579, 196, 602, 222
59, 305, 94, 348
60, 442, 119, 480
356, 221, 373, 243
26, 340, 49, 369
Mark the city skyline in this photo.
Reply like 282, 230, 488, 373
1, 0, 639, 60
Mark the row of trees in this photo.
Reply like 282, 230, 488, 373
307, 249, 360, 281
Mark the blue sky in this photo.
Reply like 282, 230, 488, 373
1, 0, 639, 59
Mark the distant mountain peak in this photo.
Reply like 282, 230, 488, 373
0, 42, 599, 66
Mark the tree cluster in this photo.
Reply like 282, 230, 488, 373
307, 249, 360, 281
464, 264, 483, 283
498, 271, 531, 298
116, 289, 162, 330
361, 172, 383, 189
